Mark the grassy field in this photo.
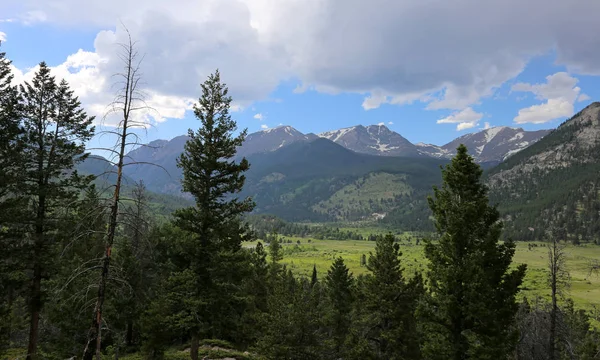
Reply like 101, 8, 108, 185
246, 238, 600, 312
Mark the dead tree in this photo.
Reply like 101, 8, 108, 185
82, 27, 158, 360
546, 231, 570, 360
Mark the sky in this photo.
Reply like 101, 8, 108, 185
1, 0, 600, 150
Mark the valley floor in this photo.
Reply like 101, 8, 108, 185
245, 238, 600, 312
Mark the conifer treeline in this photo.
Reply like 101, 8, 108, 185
1, 45, 599, 360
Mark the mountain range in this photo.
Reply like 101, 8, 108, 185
114, 123, 549, 197
76, 103, 600, 240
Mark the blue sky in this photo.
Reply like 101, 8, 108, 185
2, 0, 599, 149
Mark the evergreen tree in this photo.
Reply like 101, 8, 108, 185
172, 70, 255, 359
257, 272, 325, 359
16, 63, 94, 359
311, 264, 318, 287
268, 231, 283, 279
354, 233, 422, 359
324, 257, 354, 359
113, 180, 154, 350
0, 41, 22, 357
44, 185, 107, 357
238, 241, 269, 346
422, 144, 526, 360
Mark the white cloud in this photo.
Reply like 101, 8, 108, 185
577, 93, 591, 102
0, 32, 6, 42
512, 72, 582, 124
5, 0, 600, 117
437, 107, 483, 131
514, 98, 573, 124
483, 122, 491, 130
388, 121, 393, 125
377, 122, 385, 126
10, 48, 195, 127
253, 113, 264, 120
362, 92, 388, 110
261, 124, 269, 129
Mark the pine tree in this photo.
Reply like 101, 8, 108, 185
238, 241, 269, 346
110, 180, 154, 350
355, 233, 422, 359
44, 185, 107, 357
422, 144, 526, 360
0, 41, 22, 358
172, 70, 255, 360
268, 231, 284, 281
311, 264, 318, 287
324, 257, 354, 358
15, 63, 95, 359
257, 272, 325, 359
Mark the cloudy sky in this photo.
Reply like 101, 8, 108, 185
1, 0, 599, 147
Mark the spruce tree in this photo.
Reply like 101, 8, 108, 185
44, 185, 107, 357
172, 70, 254, 359
324, 257, 354, 358
17, 63, 95, 359
357, 233, 422, 359
0, 41, 22, 358
311, 264, 318, 287
422, 144, 526, 360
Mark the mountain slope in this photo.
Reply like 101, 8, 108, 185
319, 124, 421, 157
237, 125, 318, 158
123, 126, 318, 194
417, 126, 550, 164
486, 102, 600, 241
75, 154, 193, 217
240, 138, 445, 225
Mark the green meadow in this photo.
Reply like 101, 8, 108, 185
246, 238, 600, 312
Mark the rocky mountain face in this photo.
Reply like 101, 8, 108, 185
486, 102, 600, 241
416, 126, 551, 165
236, 125, 318, 158
318, 124, 421, 157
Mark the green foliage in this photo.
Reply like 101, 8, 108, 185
323, 257, 354, 359
350, 233, 422, 359
164, 70, 256, 355
422, 144, 527, 360
4, 62, 95, 357
0, 43, 21, 356
240, 138, 444, 227
255, 271, 325, 359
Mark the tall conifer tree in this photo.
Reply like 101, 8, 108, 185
173, 69, 254, 360
422, 144, 526, 360
324, 257, 354, 358
355, 233, 422, 359
17, 63, 94, 359
0, 41, 22, 357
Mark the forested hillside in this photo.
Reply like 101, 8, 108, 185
239, 138, 444, 225
487, 102, 600, 242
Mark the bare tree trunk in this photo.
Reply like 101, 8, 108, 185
547, 231, 569, 360
126, 321, 133, 347
190, 334, 200, 360
83, 28, 150, 360
26, 263, 41, 360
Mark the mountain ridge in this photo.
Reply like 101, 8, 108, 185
416, 126, 551, 164
487, 102, 600, 241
